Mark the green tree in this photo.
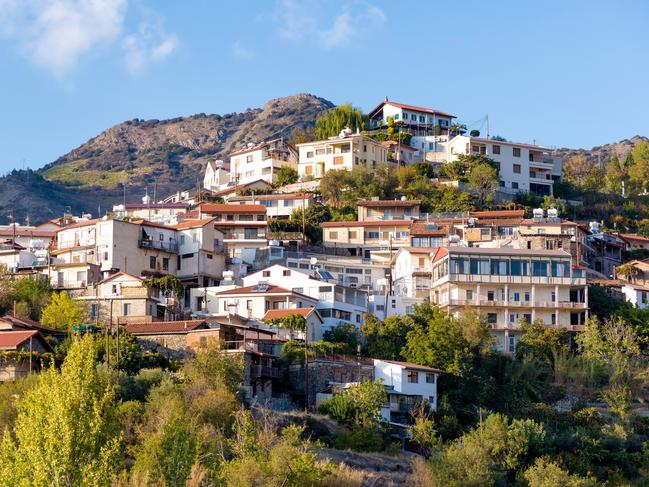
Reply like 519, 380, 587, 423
628, 141, 649, 193
605, 153, 627, 194
315, 103, 366, 139
40, 291, 88, 330
467, 163, 499, 208
563, 155, 604, 193
524, 458, 597, 487
274, 166, 298, 187
413, 161, 435, 179
320, 380, 387, 428
515, 320, 570, 367
322, 322, 359, 355
541, 195, 567, 217
0, 335, 122, 487
362, 314, 413, 360
13, 276, 52, 320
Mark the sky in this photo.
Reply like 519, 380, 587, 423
0, 0, 648, 173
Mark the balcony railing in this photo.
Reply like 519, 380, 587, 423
445, 298, 587, 309
138, 239, 178, 253
224, 233, 267, 240
249, 365, 279, 379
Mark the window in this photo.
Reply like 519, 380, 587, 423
247, 300, 252, 310
333, 156, 344, 165
492, 145, 501, 154
367, 231, 380, 239
246, 155, 253, 163
551, 291, 556, 302
315, 148, 325, 155
525, 292, 530, 301
206, 253, 213, 260
551, 313, 556, 325
90, 304, 98, 319
180, 235, 185, 245
513, 147, 521, 157
283, 270, 291, 276
513, 164, 521, 174
407, 371, 418, 383
466, 290, 473, 300
509, 336, 517, 352
513, 292, 520, 301
329, 231, 338, 240
500, 180, 505, 187
487, 291, 495, 301
306, 151, 314, 158
403, 113, 408, 120
487, 313, 497, 324
512, 182, 519, 189
162, 258, 169, 271
426, 373, 435, 384
394, 114, 399, 120
123, 303, 131, 316
349, 231, 357, 239
149, 256, 156, 269
263, 270, 270, 277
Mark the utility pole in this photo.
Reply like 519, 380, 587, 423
304, 324, 309, 413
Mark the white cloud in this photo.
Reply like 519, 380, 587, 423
267, 0, 385, 50
122, 19, 178, 74
232, 40, 254, 60
0, 0, 177, 77
319, 3, 385, 49
0, 0, 127, 77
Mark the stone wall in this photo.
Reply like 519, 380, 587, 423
288, 358, 375, 407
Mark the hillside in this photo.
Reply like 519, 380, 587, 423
0, 93, 333, 223
554, 135, 648, 165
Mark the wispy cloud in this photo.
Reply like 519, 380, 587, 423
232, 40, 254, 60
0, 0, 177, 77
122, 16, 178, 75
266, 0, 385, 50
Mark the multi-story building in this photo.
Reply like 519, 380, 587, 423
393, 247, 433, 303
321, 220, 412, 258
374, 359, 440, 423
297, 130, 388, 180
196, 203, 268, 263
368, 98, 455, 133
446, 136, 561, 196
203, 160, 231, 192
52, 218, 180, 279
228, 193, 317, 220
229, 138, 298, 187
409, 221, 451, 249
430, 247, 588, 353
172, 218, 226, 291
112, 199, 188, 226
516, 208, 589, 266
357, 198, 421, 221
78, 272, 178, 324
241, 264, 368, 334
584, 224, 625, 278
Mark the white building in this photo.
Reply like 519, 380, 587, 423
228, 193, 317, 220
203, 160, 231, 192
446, 136, 560, 197
241, 264, 368, 334
297, 130, 388, 180
374, 359, 441, 424
430, 246, 588, 353
368, 98, 455, 132
229, 138, 298, 186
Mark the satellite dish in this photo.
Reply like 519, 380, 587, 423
310, 257, 318, 266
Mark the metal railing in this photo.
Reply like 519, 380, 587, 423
138, 239, 178, 252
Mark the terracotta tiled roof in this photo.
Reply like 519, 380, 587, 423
409, 222, 449, 236
215, 284, 293, 296
0, 229, 55, 238
262, 307, 319, 321
199, 203, 267, 214
469, 210, 525, 219
0, 330, 39, 350
0, 315, 65, 334
58, 218, 102, 230
172, 218, 215, 230
369, 100, 456, 119
321, 220, 413, 228
357, 199, 421, 208
125, 320, 208, 335
620, 233, 649, 243
376, 359, 443, 374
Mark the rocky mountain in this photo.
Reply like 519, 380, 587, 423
0, 93, 333, 224
554, 135, 648, 166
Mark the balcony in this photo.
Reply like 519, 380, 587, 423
249, 364, 279, 379
138, 239, 178, 253
441, 274, 586, 286
223, 232, 267, 241
528, 155, 554, 166
446, 298, 587, 309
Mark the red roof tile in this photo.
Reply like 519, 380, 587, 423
357, 199, 421, 208
0, 330, 39, 349
215, 284, 294, 296
321, 220, 413, 228
199, 203, 267, 214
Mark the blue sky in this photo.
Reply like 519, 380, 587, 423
0, 0, 647, 173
